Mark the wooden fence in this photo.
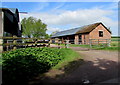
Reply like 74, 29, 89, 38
89, 39, 111, 48
0, 36, 51, 52
0, 37, 111, 52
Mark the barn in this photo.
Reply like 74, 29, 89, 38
51, 22, 111, 44
0, 8, 22, 37
0, 8, 22, 52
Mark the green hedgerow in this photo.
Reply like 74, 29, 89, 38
2, 47, 64, 84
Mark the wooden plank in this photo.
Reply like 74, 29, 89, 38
0, 42, 50, 46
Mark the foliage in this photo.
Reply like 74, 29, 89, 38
21, 17, 47, 38
2, 47, 64, 84
110, 42, 119, 47
50, 30, 59, 37
45, 34, 50, 39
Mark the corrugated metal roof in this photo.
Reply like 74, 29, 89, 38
51, 22, 108, 38
52, 27, 83, 37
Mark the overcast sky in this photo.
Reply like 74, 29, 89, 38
2, 2, 118, 36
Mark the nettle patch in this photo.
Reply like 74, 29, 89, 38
2, 47, 65, 84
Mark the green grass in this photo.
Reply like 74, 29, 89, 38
54, 38, 119, 51
110, 41, 119, 47
95, 46, 120, 51
111, 37, 120, 41
77, 44, 119, 51
52, 48, 82, 69
56, 43, 90, 48
58, 43, 119, 51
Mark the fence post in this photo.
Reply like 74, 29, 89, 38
35, 39, 37, 47
64, 40, 67, 48
58, 40, 60, 48
13, 36, 17, 50
108, 39, 111, 47
6, 40, 9, 51
89, 39, 92, 48
98, 39, 99, 45
0, 39, 3, 53
66, 39, 69, 48
48, 39, 51, 47
106, 39, 108, 47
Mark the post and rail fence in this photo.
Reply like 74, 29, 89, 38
0, 36, 111, 52
89, 39, 111, 48
0, 36, 51, 52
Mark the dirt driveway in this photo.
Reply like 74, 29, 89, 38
29, 46, 119, 84
57, 47, 119, 84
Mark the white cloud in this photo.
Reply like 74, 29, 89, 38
31, 3, 49, 12
47, 27, 61, 33
20, 8, 118, 35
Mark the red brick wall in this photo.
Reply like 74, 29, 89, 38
82, 34, 89, 44
89, 24, 111, 39
75, 35, 79, 44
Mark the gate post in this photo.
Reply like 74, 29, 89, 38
108, 39, 111, 47
89, 39, 92, 48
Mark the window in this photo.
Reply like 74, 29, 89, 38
99, 31, 103, 37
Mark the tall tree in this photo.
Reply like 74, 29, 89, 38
21, 17, 47, 38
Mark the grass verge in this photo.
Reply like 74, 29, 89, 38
52, 48, 82, 70
94, 46, 120, 51
57, 43, 119, 51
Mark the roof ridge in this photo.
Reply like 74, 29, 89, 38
51, 22, 103, 38
57, 22, 101, 33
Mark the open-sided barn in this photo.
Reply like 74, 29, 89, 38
51, 22, 111, 44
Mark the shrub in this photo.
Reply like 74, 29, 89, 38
2, 47, 64, 84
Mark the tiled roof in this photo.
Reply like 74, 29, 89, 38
51, 22, 104, 38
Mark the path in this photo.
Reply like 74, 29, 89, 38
29, 46, 119, 84
57, 47, 118, 84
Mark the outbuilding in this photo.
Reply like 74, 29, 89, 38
51, 22, 111, 44
0, 8, 22, 52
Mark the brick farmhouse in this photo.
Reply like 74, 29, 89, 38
51, 22, 111, 44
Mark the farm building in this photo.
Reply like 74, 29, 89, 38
0, 8, 22, 52
51, 22, 111, 44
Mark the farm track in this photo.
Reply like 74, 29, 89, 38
29, 46, 119, 85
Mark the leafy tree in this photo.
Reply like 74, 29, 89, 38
50, 30, 59, 37
45, 34, 50, 39
21, 17, 47, 38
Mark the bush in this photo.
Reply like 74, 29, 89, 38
2, 47, 64, 84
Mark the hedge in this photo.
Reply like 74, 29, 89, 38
2, 47, 64, 84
